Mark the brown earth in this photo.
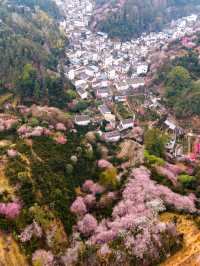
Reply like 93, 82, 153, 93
160, 213, 200, 266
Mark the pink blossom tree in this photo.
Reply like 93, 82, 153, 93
19, 220, 42, 242
82, 180, 105, 195
97, 159, 113, 169
7, 149, 18, 158
70, 197, 87, 215
84, 194, 96, 208
77, 214, 98, 236
56, 123, 66, 131
32, 249, 54, 266
55, 135, 67, 145
0, 202, 21, 219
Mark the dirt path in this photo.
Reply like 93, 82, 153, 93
160, 213, 200, 266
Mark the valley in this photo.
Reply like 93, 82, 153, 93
0, 0, 200, 265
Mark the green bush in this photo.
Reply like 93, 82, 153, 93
144, 128, 169, 158
100, 167, 118, 190
178, 174, 196, 188
144, 150, 165, 166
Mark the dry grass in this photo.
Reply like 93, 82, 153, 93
160, 213, 200, 266
0, 233, 28, 266
0, 166, 28, 266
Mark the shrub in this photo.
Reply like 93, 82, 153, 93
178, 174, 196, 188
144, 150, 165, 166
100, 167, 118, 190
144, 128, 169, 158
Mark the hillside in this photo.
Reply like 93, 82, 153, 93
1, 0, 200, 265
0, 0, 72, 108
91, 0, 200, 40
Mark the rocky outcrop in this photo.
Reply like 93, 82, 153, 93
117, 139, 144, 166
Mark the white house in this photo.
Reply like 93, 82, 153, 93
164, 120, 176, 131
68, 69, 75, 80
137, 64, 148, 76
96, 88, 109, 98
76, 88, 88, 99
118, 118, 134, 131
114, 95, 127, 102
75, 79, 87, 87
98, 104, 111, 116
107, 69, 116, 80
104, 56, 113, 67
75, 115, 91, 126
102, 131, 120, 142
115, 81, 129, 92
132, 78, 145, 89
85, 68, 94, 77
101, 80, 110, 88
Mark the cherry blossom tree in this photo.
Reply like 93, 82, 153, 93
7, 149, 18, 158
77, 214, 98, 236
70, 197, 87, 215
82, 180, 104, 195
84, 194, 96, 208
56, 123, 66, 131
97, 159, 113, 169
0, 202, 21, 219
55, 135, 67, 145
32, 249, 54, 266
19, 220, 42, 242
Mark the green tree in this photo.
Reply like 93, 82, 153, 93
166, 66, 191, 100
178, 174, 196, 189
100, 167, 118, 190
144, 128, 169, 158
17, 64, 41, 99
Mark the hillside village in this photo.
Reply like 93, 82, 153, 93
1, 1, 200, 265
55, 0, 200, 159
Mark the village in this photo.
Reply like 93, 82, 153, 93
56, 0, 200, 160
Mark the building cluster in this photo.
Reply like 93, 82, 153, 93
56, 0, 200, 144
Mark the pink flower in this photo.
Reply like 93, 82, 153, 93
0, 202, 21, 219
19, 220, 42, 242
55, 135, 67, 145
90, 183, 105, 195
32, 249, 54, 266
31, 127, 44, 137
84, 194, 96, 208
17, 125, 31, 135
155, 165, 177, 186
70, 197, 87, 215
82, 180, 104, 195
98, 244, 111, 257
7, 149, 18, 158
77, 214, 98, 236
56, 123, 66, 131
82, 180, 95, 192
97, 159, 113, 169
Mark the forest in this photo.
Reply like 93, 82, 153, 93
92, 0, 200, 40
0, 0, 72, 108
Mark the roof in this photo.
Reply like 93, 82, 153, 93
164, 120, 176, 130
76, 87, 87, 95
121, 118, 133, 125
75, 115, 90, 122
98, 105, 111, 114
97, 88, 110, 94
103, 130, 120, 139
132, 77, 145, 84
